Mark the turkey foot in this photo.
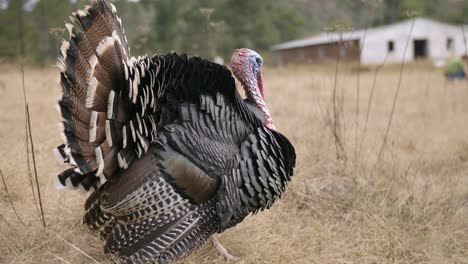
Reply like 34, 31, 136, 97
210, 236, 240, 261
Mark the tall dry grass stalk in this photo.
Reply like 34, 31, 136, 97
326, 26, 349, 164
48, 230, 100, 264
331, 43, 347, 163
354, 28, 367, 172
25, 103, 46, 228
0, 169, 24, 225
357, 52, 389, 170
371, 17, 416, 177
21, 66, 40, 217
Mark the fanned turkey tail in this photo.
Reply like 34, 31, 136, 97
54, 0, 156, 190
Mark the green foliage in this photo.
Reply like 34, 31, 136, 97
0, 0, 304, 63
141, 0, 303, 59
219, 0, 303, 56
0, 0, 466, 65
372, 0, 468, 25
0, 1, 19, 59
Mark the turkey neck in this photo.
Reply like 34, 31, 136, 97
243, 76, 275, 130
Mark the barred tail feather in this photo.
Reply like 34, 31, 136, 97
94, 155, 218, 263
55, 167, 101, 192
56, 0, 131, 184
104, 208, 217, 264
56, 0, 161, 187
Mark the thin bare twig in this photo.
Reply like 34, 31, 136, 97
332, 41, 341, 160
0, 169, 25, 225
339, 60, 348, 148
48, 230, 101, 264
331, 30, 347, 162
462, 25, 467, 56
45, 252, 73, 264
0, 211, 17, 230
26, 104, 46, 227
357, 52, 389, 164
462, 25, 467, 89
354, 28, 367, 170
21, 65, 40, 216
371, 18, 416, 176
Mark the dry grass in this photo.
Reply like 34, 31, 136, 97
0, 62, 467, 263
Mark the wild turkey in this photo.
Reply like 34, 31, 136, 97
53, 0, 296, 263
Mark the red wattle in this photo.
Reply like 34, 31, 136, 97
257, 70, 264, 99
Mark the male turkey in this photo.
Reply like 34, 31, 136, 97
53, 0, 296, 263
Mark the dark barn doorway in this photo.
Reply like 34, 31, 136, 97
414, 39, 428, 59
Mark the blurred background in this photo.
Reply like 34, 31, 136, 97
1, 0, 467, 65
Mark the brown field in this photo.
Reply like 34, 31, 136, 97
0, 62, 467, 263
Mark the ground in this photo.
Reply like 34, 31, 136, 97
0, 62, 467, 263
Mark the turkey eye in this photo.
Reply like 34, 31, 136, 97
255, 57, 262, 66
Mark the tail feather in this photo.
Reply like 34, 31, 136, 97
59, 94, 92, 126
89, 111, 107, 143
105, 212, 207, 263
56, 167, 100, 192
83, 185, 116, 238
101, 179, 218, 263
56, 0, 131, 185
86, 76, 110, 111
74, 151, 218, 263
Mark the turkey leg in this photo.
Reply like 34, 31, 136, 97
210, 236, 240, 261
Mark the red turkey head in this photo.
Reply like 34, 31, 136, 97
230, 48, 275, 130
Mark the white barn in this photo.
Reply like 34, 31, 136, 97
271, 17, 468, 65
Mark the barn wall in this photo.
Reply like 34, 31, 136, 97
454, 26, 468, 56
277, 40, 360, 65
361, 21, 414, 64
361, 18, 468, 65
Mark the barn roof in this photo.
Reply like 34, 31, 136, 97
271, 30, 366, 51
271, 17, 467, 51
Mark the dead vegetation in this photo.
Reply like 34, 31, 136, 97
0, 63, 467, 263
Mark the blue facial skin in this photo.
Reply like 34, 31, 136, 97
249, 50, 263, 74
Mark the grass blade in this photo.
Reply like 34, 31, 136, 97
0, 169, 25, 225
48, 230, 101, 264
26, 104, 46, 227
371, 17, 416, 176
